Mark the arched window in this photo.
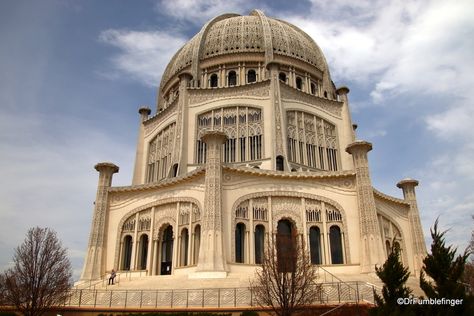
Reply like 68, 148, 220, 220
309, 226, 322, 264
255, 225, 265, 264
235, 223, 246, 263
138, 234, 149, 270
329, 225, 343, 264
324, 91, 328, 98
276, 155, 284, 171
210, 74, 218, 87
122, 235, 133, 271
310, 83, 316, 95
279, 72, 287, 83
161, 226, 173, 275
247, 69, 257, 83
277, 219, 295, 272
194, 225, 201, 265
180, 228, 189, 266
296, 77, 303, 90
228, 71, 237, 86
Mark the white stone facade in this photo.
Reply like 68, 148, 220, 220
80, 10, 426, 284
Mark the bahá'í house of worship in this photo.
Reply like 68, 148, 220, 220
80, 10, 426, 289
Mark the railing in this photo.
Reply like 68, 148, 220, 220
74, 270, 149, 290
64, 282, 376, 308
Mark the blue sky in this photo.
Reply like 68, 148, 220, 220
1, 0, 473, 280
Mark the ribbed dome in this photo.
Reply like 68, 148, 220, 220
159, 10, 330, 92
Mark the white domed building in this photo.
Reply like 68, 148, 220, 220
80, 10, 426, 287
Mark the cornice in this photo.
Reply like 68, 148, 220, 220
373, 188, 409, 206
108, 167, 205, 193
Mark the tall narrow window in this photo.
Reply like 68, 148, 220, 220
276, 155, 284, 171
138, 234, 149, 270
228, 71, 237, 86
247, 69, 256, 83
161, 226, 173, 275
309, 227, 321, 264
122, 235, 133, 271
172, 163, 179, 177
180, 228, 189, 266
279, 72, 287, 82
210, 74, 218, 87
235, 223, 246, 263
329, 225, 343, 264
255, 225, 265, 264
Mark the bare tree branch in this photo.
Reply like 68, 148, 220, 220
0, 227, 72, 316
251, 234, 320, 316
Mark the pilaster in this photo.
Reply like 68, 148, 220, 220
336, 86, 355, 171
346, 141, 385, 273
267, 62, 288, 170
193, 131, 228, 278
397, 178, 426, 277
132, 107, 151, 185
81, 162, 119, 280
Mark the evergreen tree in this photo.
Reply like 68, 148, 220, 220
370, 243, 414, 316
420, 219, 473, 316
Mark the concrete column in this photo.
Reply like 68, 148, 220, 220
132, 107, 151, 185
346, 141, 385, 273
397, 179, 426, 277
321, 202, 329, 265
249, 199, 255, 264
193, 131, 228, 278
336, 86, 355, 171
80, 162, 119, 280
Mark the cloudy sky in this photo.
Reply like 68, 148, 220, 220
1, 0, 473, 280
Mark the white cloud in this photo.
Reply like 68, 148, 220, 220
0, 110, 134, 278
99, 29, 187, 87
157, 0, 252, 24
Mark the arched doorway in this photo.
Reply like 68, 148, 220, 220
138, 234, 149, 270
160, 225, 173, 275
277, 219, 296, 272
122, 235, 133, 270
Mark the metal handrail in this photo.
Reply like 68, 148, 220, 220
64, 281, 376, 308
